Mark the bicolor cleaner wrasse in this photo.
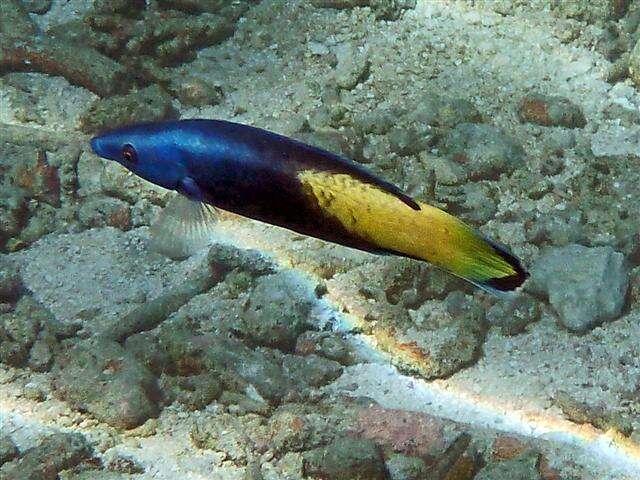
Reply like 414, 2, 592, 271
90, 119, 528, 294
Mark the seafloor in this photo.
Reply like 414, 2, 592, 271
1, 0, 640, 479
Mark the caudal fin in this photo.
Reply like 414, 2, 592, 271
464, 235, 529, 295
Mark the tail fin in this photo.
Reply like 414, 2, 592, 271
463, 235, 529, 295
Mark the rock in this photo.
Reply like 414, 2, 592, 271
552, 0, 630, 24
398, 292, 486, 379
101, 261, 215, 342
334, 43, 370, 90
27, 331, 57, 371
159, 324, 292, 403
303, 437, 388, 480
0, 0, 37, 38
552, 390, 633, 435
0, 186, 28, 251
0, 256, 22, 302
475, 451, 541, 480
238, 271, 314, 351
0, 432, 92, 480
169, 373, 222, 411
268, 406, 312, 453
385, 454, 429, 480
528, 245, 629, 332
354, 404, 448, 459
124, 331, 173, 376
295, 331, 356, 365
518, 94, 586, 128
80, 85, 178, 134
410, 93, 482, 128
0, 296, 51, 367
0, 34, 128, 97
486, 293, 541, 335
171, 76, 223, 107
207, 243, 276, 279
282, 353, 343, 388
78, 197, 132, 230
388, 126, 430, 156
0, 436, 18, 465
190, 412, 266, 464
440, 123, 526, 180
431, 156, 468, 185
629, 39, 640, 88
52, 338, 161, 429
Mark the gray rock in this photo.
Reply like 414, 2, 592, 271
22, 0, 53, 14
475, 451, 541, 480
0, 0, 37, 37
238, 271, 314, 350
282, 353, 343, 388
53, 338, 161, 429
528, 245, 629, 332
159, 324, 292, 403
124, 331, 173, 376
552, 0, 630, 24
388, 126, 430, 157
334, 43, 370, 90
303, 437, 388, 480
440, 123, 526, 180
385, 454, 429, 480
486, 293, 541, 335
0, 432, 92, 480
169, 373, 222, 411
0, 296, 51, 367
80, 85, 178, 134
0, 436, 18, 465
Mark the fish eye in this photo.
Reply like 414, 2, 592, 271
122, 144, 137, 164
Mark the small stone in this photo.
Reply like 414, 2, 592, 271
518, 93, 586, 128
172, 76, 223, 107
0, 436, 18, 465
410, 93, 481, 128
21, 0, 53, 14
282, 353, 343, 388
303, 437, 388, 480
527, 244, 629, 332
295, 331, 356, 365
334, 43, 370, 90
268, 407, 311, 453
440, 123, 526, 180
0, 432, 92, 480
385, 454, 429, 480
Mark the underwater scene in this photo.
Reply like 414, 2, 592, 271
1, 0, 640, 478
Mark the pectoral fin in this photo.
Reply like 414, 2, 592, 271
149, 194, 218, 260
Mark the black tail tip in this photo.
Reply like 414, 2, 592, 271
483, 240, 530, 293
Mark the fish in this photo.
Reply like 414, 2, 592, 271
90, 119, 528, 294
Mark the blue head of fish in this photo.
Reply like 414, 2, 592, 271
90, 122, 188, 191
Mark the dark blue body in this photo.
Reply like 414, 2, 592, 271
90, 119, 418, 251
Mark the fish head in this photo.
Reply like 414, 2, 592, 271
90, 121, 187, 191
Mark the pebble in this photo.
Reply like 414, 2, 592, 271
518, 93, 586, 128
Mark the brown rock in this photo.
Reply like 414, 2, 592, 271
518, 94, 586, 128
